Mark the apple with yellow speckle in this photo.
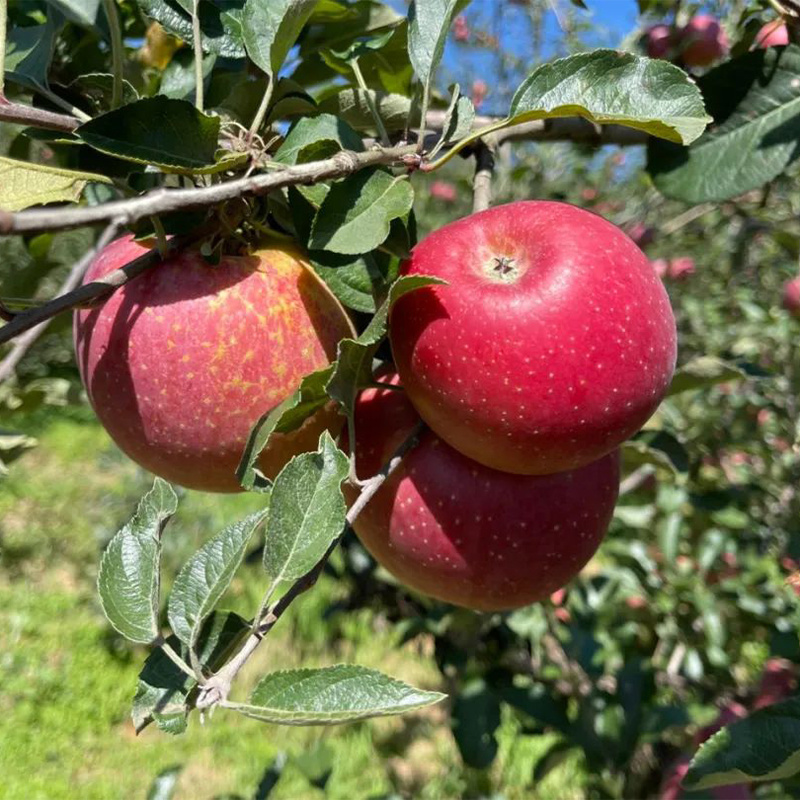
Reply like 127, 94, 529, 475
348, 371, 620, 611
390, 200, 677, 476
74, 236, 354, 492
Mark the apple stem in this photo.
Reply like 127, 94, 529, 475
195, 422, 426, 712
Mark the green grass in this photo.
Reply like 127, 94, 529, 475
0, 416, 580, 800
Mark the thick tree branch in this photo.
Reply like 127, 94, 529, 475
196, 421, 426, 712
472, 139, 496, 214
0, 146, 420, 236
0, 100, 81, 133
0, 220, 123, 381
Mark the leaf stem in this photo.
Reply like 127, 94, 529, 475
102, 0, 124, 109
415, 82, 431, 155
38, 87, 92, 122
157, 639, 201, 680
191, 0, 204, 111
350, 57, 390, 146
425, 117, 511, 171
248, 78, 273, 139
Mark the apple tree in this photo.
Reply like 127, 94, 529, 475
2, 0, 800, 795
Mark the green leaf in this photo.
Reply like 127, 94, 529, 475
310, 250, 390, 313
132, 611, 249, 734
326, 27, 396, 61
76, 97, 221, 172
325, 275, 444, 418
451, 680, 502, 769
230, 664, 445, 724
0, 157, 112, 212
160, 51, 217, 101
71, 73, 140, 112
263, 432, 348, 585
237, 365, 335, 492
667, 356, 747, 396
137, 0, 246, 58
318, 88, 415, 133
45, 0, 102, 29
167, 508, 269, 648
4, 13, 63, 91
309, 169, 414, 255
685, 697, 800, 790
274, 113, 365, 165
408, 0, 465, 99
648, 45, 800, 203
97, 479, 178, 644
243, 0, 318, 82
509, 50, 710, 146
439, 83, 475, 145
0, 430, 37, 476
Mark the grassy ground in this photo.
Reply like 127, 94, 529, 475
0, 416, 584, 800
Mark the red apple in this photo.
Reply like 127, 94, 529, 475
668, 256, 695, 281
471, 79, 488, 109
755, 20, 789, 48
74, 236, 354, 492
453, 14, 470, 42
430, 180, 457, 202
680, 14, 729, 67
754, 658, 797, 709
783, 276, 800, 317
348, 372, 620, 611
390, 201, 676, 476
644, 24, 673, 59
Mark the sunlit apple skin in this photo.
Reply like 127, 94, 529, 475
390, 201, 676, 476
349, 373, 620, 611
74, 236, 354, 492
645, 24, 673, 59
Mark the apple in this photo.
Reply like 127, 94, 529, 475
680, 14, 729, 68
668, 256, 695, 281
644, 24, 673, 59
430, 180, 457, 202
783, 276, 800, 317
389, 200, 677, 476
754, 658, 797, 709
452, 14, 469, 43
471, 79, 488, 109
348, 371, 620, 611
755, 20, 789, 48
74, 236, 354, 492
626, 222, 655, 248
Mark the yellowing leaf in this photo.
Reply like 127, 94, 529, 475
0, 157, 112, 212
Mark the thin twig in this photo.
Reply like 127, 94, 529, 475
0, 225, 211, 346
0, 219, 123, 382
0, 101, 80, 133
195, 421, 426, 711
472, 139, 496, 214
618, 465, 656, 496
0, 146, 417, 236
